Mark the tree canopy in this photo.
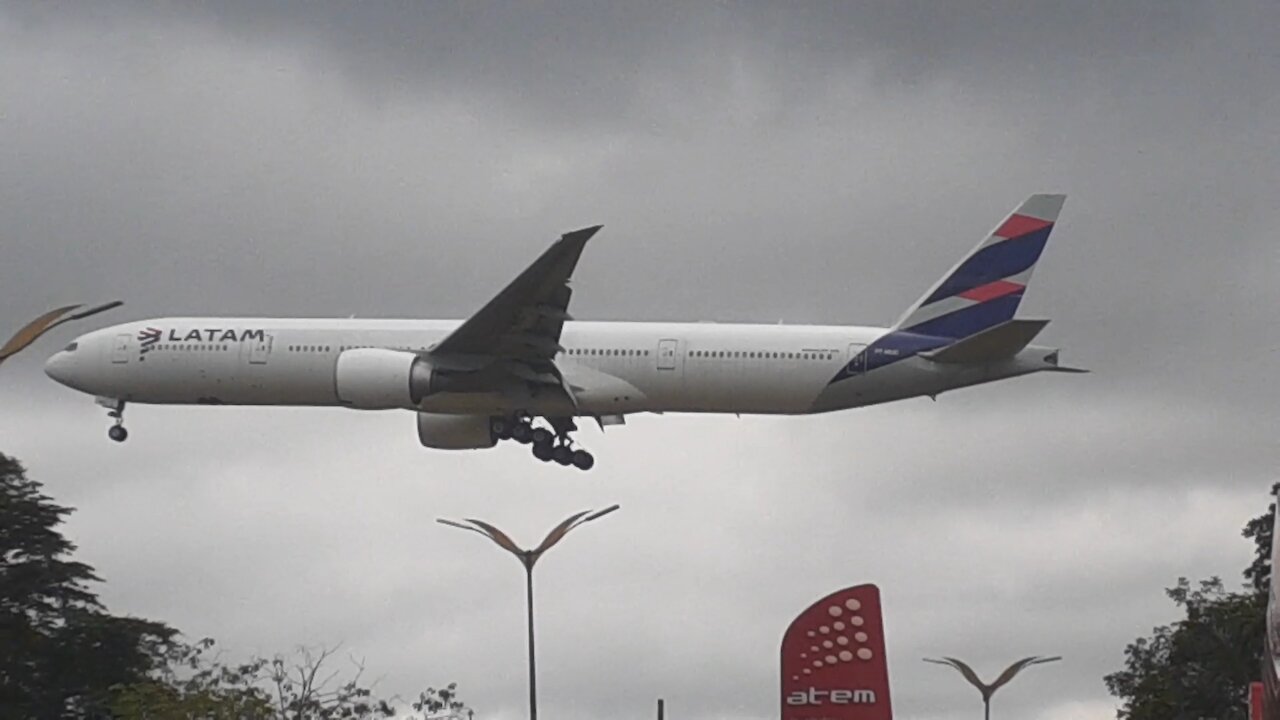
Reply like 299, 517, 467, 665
1, 451, 469, 718
1105, 485, 1276, 720
1, 452, 179, 717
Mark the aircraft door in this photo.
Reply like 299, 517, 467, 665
846, 343, 867, 375
111, 333, 133, 364
247, 333, 273, 365
656, 339, 678, 370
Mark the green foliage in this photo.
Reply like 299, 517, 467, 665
0, 452, 179, 717
109, 640, 473, 719
1243, 483, 1278, 597
2, 451, 471, 719
1105, 486, 1277, 720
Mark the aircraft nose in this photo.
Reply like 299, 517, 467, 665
44, 350, 76, 386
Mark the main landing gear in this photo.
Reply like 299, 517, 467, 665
491, 415, 594, 471
98, 398, 128, 443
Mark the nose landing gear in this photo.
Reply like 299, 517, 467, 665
97, 397, 128, 443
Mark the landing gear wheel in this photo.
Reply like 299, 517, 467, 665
531, 427, 553, 446
532, 442, 555, 462
571, 449, 594, 471
491, 417, 513, 441
511, 424, 533, 444
553, 445, 573, 465
107, 425, 128, 443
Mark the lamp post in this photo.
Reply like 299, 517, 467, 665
1, 301, 122, 368
923, 655, 1061, 720
438, 505, 620, 720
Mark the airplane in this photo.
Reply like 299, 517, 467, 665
44, 194, 1083, 470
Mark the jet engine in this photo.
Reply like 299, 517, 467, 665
417, 412, 497, 449
334, 348, 448, 409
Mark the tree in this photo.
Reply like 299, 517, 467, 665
0, 452, 179, 717
1105, 485, 1277, 720
109, 640, 472, 719
2, 452, 471, 719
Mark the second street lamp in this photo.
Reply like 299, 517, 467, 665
438, 505, 620, 720
923, 655, 1061, 720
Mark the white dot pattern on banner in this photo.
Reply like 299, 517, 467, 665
794, 594, 879, 679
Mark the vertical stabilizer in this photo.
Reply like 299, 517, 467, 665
893, 194, 1065, 340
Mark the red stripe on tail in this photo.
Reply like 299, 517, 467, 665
994, 214, 1052, 239
958, 279, 1025, 303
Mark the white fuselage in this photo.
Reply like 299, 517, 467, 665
44, 317, 1057, 417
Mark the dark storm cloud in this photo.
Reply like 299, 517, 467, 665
3, 2, 1279, 719
1, 2, 1228, 131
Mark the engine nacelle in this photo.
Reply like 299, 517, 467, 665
334, 348, 444, 410
416, 412, 497, 450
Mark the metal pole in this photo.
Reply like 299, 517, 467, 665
525, 556, 537, 720
657, 698, 665, 720
984, 696, 990, 720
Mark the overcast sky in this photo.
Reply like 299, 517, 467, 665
3, 2, 1279, 718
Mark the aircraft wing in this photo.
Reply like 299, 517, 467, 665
431, 226, 602, 384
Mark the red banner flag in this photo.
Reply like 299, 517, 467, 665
781, 584, 892, 720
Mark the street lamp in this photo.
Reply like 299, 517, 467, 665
1, 301, 123, 368
923, 655, 1061, 720
438, 505, 620, 720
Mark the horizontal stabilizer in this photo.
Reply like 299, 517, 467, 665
1045, 365, 1090, 373
922, 319, 1050, 364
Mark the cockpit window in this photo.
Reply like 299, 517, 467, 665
64, 342, 79, 352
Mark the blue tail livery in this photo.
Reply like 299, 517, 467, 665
830, 194, 1066, 383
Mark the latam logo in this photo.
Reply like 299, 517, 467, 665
138, 328, 266, 344
780, 584, 892, 720
138, 327, 162, 349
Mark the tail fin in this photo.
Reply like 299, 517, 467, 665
893, 194, 1065, 339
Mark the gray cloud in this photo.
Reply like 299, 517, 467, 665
3, 2, 1279, 718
